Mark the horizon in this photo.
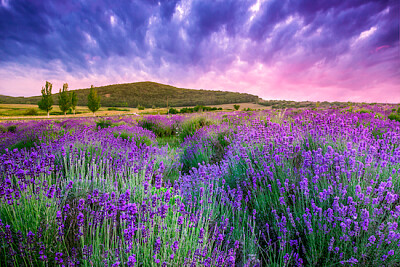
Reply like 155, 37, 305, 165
1, 80, 399, 104
0, 0, 399, 102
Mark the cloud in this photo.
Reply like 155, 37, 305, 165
0, 0, 398, 101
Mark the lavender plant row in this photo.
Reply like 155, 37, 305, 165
0, 108, 399, 266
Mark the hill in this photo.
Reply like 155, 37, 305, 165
0, 82, 259, 108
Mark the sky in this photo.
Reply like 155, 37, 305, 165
0, 0, 399, 102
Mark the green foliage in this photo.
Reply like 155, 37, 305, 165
372, 128, 385, 140
70, 91, 77, 114
9, 138, 37, 150
388, 113, 400, 122
176, 105, 221, 114
113, 131, 153, 147
233, 104, 240, 110
38, 81, 53, 117
7, 125, 17, 133
156, 136, 181, 149
134, 135, 153, 147
179, 117, 213, 140
138, 119, 174, 137
180, 107, 194, 113
3, 81, 258, 107
87, 85, 100, 114
357, 108, 371, 114
107, 107, 130, 111
58, 83, 71, 115
96, 119, 112, 129
137, 104, 145, 110
0, 125, 6, 133
24, 108, 38, 116
168, 108, 179, 114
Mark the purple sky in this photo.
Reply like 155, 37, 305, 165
0, 0, 399, 102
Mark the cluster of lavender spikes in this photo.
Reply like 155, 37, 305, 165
0, 106, 400, 266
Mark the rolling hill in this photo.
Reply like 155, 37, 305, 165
0, 82, 260, 108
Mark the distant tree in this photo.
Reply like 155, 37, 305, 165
168, 108, 179, 114
70, 91, 77, 115
87, 85, 100, 115
233, 104, 240, 110
38, 81, 53, 117
58, 83, 71, 115
137, 104, 145, 110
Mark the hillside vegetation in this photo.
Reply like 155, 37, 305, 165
0, 81, 259, 108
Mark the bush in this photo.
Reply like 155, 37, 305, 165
107, 107, 129, 111
96, 119, 113, 129
24, 108, 38, 116
180, 107, 194, 113
168, 108, 179, 114
7, 125, 17, 133
138, 118, 174, 138
233, 104, 240, 110
137, 105, 145, 110
0, 125, 6, 133
388, 113, 400, 122
179, 117, 213, 140
357, 108, 371, 114
113, 132, 153, 147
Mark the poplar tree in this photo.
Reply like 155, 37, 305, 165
58, 83, 70, 115
70, 91, 77, 115
38, 81, 53, 117
87, 85, 100, 115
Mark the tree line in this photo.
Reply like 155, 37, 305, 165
38, 81, 100, 117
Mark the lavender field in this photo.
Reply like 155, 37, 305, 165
0, 107, 399, 266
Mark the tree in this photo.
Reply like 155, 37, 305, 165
70, 91, 77, 115
233, 104, 240, 110
38, 81, 53, 117
87, 85, 100, 115
58, 83, 71, 115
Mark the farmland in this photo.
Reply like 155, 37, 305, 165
0, 105, 400, 266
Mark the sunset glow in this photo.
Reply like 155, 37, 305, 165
0, 0, 399, 102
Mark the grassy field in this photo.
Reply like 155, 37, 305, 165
0, 102, 270, 120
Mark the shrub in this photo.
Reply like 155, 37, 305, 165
388, 113, 400, 122
7, 125, 17, 133
168, 108, 179, 114
137, 104, 145, 110
357, 108, 371, 114
138, 118, 174, 138
233, 104, 240, 110
96, 119, 113, 129
179, 117, 213, 140
107, 107, 129, 111
113, 131, 153, 147
180, 107, 194, 113
24, 108, 38, 116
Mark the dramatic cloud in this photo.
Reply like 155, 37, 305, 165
0, 0, 398, 101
